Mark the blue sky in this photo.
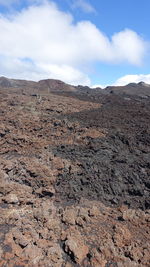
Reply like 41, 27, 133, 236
0, 0, 150, 87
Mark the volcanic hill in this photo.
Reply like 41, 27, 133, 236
0, 77, 150, 267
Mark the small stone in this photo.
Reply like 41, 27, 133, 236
23, 244, 43, 264
52, 157, 64, 170
17, 236, 29, 248
113, 224, 132, 247
65, 262, 73, 267
47, 243, 63, 264
13, 244, 23, 257
45, 218, 60, 232
12, 230, 30, 248
75, 217, 85, 227
36, 239, 53, 249
90, 248, 107, 267
4, 193, 19, 204
78, 207, 89, 222
65, 230, 89, 264
89, 206, 100, 217
62, 208, 77, 225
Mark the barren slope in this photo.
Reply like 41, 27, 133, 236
0, 80, 150, 267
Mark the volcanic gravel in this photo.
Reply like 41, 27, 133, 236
0, 80, 150, 266
53, 94, 150, 210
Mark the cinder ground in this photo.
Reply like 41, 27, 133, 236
0, 81, 150, 266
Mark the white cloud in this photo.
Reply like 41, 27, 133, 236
38, 63, 91, 85
0, 2, 148, 85
0, 0, 46, 8
0, 56, 90, 85
93, 74, 150, 88
112, 30, 147, 65
92, 84, 107, 89
113, 74, 150, 86
72, 0, 96, 14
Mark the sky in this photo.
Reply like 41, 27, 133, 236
0, 0, 150, 87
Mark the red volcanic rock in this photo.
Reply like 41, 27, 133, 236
23, 244, 43, 264
3, 193, 19, 204
113, 224, 132, 247
65, 230, 89, 264
62, 208, 77, 225
47, 243, 63, 265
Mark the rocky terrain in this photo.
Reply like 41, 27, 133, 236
0, 77, 150, 267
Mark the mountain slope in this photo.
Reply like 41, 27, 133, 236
105, 82, 150, 97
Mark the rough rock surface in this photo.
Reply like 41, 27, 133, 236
0, 78, 150, 266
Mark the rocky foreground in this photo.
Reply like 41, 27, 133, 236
0, 78, 150, 266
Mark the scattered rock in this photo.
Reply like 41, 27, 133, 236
3, 193, 19, 204
89, 206, 100, 217
23, 244, 43, 264
47, 243, 63, 265
113, 224, 132, 247
65, 230, 89, 264
62, 208, 77, 225
12, 230, 30, 248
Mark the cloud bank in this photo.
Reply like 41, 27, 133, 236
0, 1, 148, 85
114, 74, 150, 86
93, 73, 150, 88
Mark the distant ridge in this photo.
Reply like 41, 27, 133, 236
38, 79, 76, 92
0, 76, 37, 88
0, 76, 150, 98
104, 81, 150, 97
0, 76, 77, 92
